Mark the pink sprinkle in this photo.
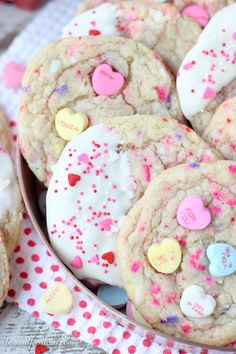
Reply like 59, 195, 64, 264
227, 199, 236, 206
183, 62, 194, 70
100, 218, 112, 231
211, 206, 222, 215
204, 275, 214, 286
233, 32, 236, 40
228, 165, 236, 174
152, 298, 160, 306
203, 87, 217, 99
151, 285, 161, 295
155, 86, 168, 101
143, 164, 151, 182
130, 260, 141, 273
181, 325, 192, 333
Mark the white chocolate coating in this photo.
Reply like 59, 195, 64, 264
47, 125, 134, 286
177, 3, 236, 119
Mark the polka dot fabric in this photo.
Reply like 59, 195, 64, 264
0, 0, 228, 353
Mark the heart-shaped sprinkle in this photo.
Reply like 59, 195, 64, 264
35, 344, 49, 354
203, 87, 217, 99
40, 281, 73, 315
177, 195, 211, 230
102, 251, 115, 264
92, 63, 125, 96
55, 108, 89, 141
78, 153, 89, 164
147, 237, 182, 274
180, 285, 216, 318
100, 218, 112, 231
2, 61, 26, 89
70, 255, 83, 269
68, 174, 81, 187
97, 285, 128, 308
206, 243, 236, 277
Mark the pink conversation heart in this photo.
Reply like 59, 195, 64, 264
100, 218, 112, 231
182, 5, 209, 27
2, 61, 26, 89
92, 63, 125, 96
70, 256, 83, 269
203, 87, 217, 99
177, 195, 211, 230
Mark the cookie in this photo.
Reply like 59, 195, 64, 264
69, 1, 201, 74
177, 3, 236, 134
0, 144, 23, 256
46, 114, 219, 287
0, 233, 9, 306
117, 160, 236, 346
0, 107, 11, 152
203, 97, 236, 160
18, 35, 183, 186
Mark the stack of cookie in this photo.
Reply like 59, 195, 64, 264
18, 1, 236, 347
0, 108, 23, 307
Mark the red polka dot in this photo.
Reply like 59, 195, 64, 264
32, 311, 40, 318
35, 266, 43, 274
74, 286, 80, 292
92, 339, 100, 346
103, 321, 112, 328
163, 350, 172, 354
27, 240, 36, 247
67, 318, 76, 326
112, 350, 121, 354
8, 289, 15, 297
87, 326, 96, 334
31, 254, 40, 262
71, 330, 80, 338
99, 308, 107, 316
51, 265, 59, 272
107, 336, 116, 344
23, 283, 31, 291
16, 257, 24, 264
14, 245, 21, 252
39, 282, 47, 289
123, 331, 131, 339
24, 227, 32, 235
51, 321, 60, 328
79, 300, 87, 308
83, 311, 91, 320
27, 298, 35, 306
20, 272, 28, 279
142, 339, 152, 347
128, 345, 136, 354
54, 277, 62, 282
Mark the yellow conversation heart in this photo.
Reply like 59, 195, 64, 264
40, 281, 73, 315
55, 108, 89, 141
147, 237, 182, 274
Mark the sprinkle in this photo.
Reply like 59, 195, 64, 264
189, 162, 199, 168
160, 316, 179, 324
228, 165, 236, 174
55, 84, 68, 94
130, 261, 141, 273
203, 87, 217, 99
181, 325, 192, 333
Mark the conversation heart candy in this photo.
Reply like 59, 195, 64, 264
40, 281, 73, 315
206, 243, 236, 277
55, 108, 89, 141
92, 63, 125, 96
182, 5, 209, 27
147, 237, 182, 274
2, 61, 26, 89
97, 285, 128, 308
177, 195, 211, 230
180, 285, 216, 318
